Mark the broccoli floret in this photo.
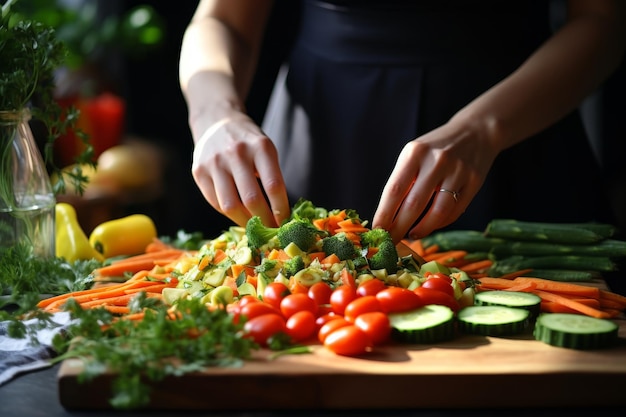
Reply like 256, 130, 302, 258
245, 216, 279, 251
360, 228, 392, 247
277, 218, 326, 252
361, 228, 399, 273
368, 239, 399, 273
290, 198, 328, 221
321, 232, 358, 261
282, 255, 305, 278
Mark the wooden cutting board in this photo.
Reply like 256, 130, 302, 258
58, 312, 626, 411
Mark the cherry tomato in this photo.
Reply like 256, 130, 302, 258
324, 325, 371, 356
424, 271, 453, 283
421, 277, 455, 297
315, 312, 341, 329
343, 295, 382, 323
238, 295, 260, 308
330, 285, 358, 315
243, 313, 287, 347
414, 287, 460, 312
356, 278, 386, 297
240, 301, 281, 320
308, 282, 333, 305
318, 316, 350, 344
263, 282, 290, 310
286, 310, 317, 342
354, 311, 391, 345
375, 287, 423, 313
280, 292, 318, 318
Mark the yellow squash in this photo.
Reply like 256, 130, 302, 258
55, 203, 105, 262
89, 214, 157, 258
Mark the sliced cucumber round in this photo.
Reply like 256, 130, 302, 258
457, 305, 530, 336
474, 290, 541, 319
534, 313, 618, 350
389, 304, 455, 344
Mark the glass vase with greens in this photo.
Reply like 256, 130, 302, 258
0, 0, 93, 258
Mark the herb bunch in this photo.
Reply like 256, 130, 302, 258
0, 0, 94, 195
52, 294, 257, 409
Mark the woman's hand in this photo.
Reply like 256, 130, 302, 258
191, 113, 291, 228
372, 119, 499, 242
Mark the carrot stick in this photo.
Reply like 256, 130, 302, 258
425, 250, 468, 264
459, 259, 493, 273
599, 289, 626, 309
109, 249, 184, 264
502, 281, 537, 292
402, 239, 425, 257
498, 268, 534, 280
104, 306, 132, 315
423, 244, 440, 256
476, 277, 518, 290
512, 277, 601, 298
533, 289, 610, 319
95, 258, 161, 277
598, 297, 626, 311
145, 238, 174, 253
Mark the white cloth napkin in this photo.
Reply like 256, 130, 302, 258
0, 312, 72, 386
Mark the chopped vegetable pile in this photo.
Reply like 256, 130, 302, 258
4, 199, 626, 409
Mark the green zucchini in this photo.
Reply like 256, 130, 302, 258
389, 305, 455, 344
523, 269, 597, 282
488, 255, 617, 275
421, 230, 626, 258
457, 305, 530, 336
484, 219, 612, 244
533, 313, 618, 350
474, 290, 541, 319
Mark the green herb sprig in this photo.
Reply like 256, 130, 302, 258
51, 295, 258, 409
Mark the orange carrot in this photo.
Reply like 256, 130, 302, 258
513, 277, 600, 298
497, 268, 534, 280
424, 250, 468, 264
321, 253, 340, 265
533, 289, 610, 319
599, 289, 626, 309
95, 258, 161, 277
459, 259, 493, 273
476, 277, 518, 290
404, 239, 426, 257
598, 297, 626, 311
423, 244, 440, 256
145, 238, 174, 253
502, 280, 537, 292
104, 305, 132, 315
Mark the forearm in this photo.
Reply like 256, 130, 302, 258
452, 0, 626, 151
179, 1, 273, 140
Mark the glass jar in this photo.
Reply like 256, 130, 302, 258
0, 108, 56, 258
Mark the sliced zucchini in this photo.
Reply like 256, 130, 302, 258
389, 305, 455, 344
457, 305, 530, 336
474, 290, 541, 319
534, 313, 618, 350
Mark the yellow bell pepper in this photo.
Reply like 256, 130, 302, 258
89, 214, 157, 258
55, 203, 104, 262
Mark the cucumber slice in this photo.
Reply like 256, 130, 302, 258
389, 305, 455, 344
534, 313, 618, 350
474, 290, 541, 319
457, 305, 530, 336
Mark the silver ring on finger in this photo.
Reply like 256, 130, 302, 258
439, 188, 459, 203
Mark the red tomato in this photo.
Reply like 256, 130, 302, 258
375, 287, 423, 313
330, 285, 358, 315
243, 313, 287, 347
414, 287, 460, 312
343, 295, 382, 323
263, 282, 290, 310
280, 293, 318, 318
354, 311, 391, 345
308, 282, 333, 306
318, 316, 350, 344
286, 310, 317, 342
324, 325, 371, 356
238, 295, 260, 308
315, 312, 341, 329
421, 277, 455, 297
424, 271, 453, 283
356, 278, 386, 297
240, 301, 281, 320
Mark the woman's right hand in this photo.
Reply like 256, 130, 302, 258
191, 112, 291, 228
